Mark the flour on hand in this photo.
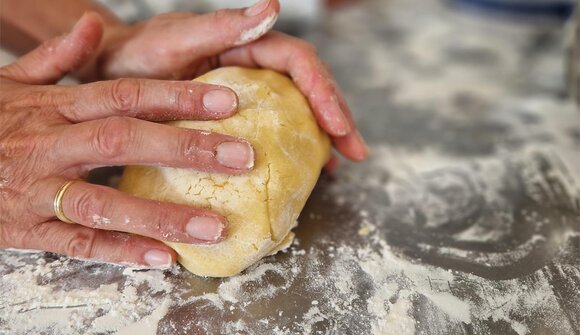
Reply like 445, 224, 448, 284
235, 14, 278, 46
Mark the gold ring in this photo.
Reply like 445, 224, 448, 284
53, 180, 77, 224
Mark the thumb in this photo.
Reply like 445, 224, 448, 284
191, 0, 280, 57
0, 12, 103, 85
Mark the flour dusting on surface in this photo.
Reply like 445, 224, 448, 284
3, 138, 577, 334
1, 0, 579, 333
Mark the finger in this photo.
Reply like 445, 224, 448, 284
0, 12, 103, 85
20, 220, 177, 268
323, 154, 340, 173
31, 179, 228, 245
218, 32, 370, 160
159, 0, 279, 65
54, 116, 255, 173
333, 89, 369, 161
59, 78, 238, 122
333, 131, 369, 162
218, 32, 353, 138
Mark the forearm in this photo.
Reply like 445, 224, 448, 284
0, 0, 122, 53
0, 0, 127, 80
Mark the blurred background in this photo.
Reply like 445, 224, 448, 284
1, 1, 579, 334
1, 0, 577, 104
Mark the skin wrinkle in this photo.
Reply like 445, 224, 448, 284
0, 0, 368, 264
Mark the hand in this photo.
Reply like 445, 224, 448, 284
88, 0, 368, 162
0, 14, 255, 267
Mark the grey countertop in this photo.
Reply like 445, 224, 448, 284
1, 0, 579, 334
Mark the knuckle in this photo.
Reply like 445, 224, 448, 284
176, 130, 202, 161
149, 206, 172, 238
1, 135, 38, 160
65, 229, 97, 259
9, 87, 56, 111
210, 9, 230, 25
109, 78, 141, 115
174, 85, 196, 113
36, 39, 59, 59
92, 116, 134, 158
296, 41, 317, 57
0, 135, 52, 190
70, 187, 108, 224
27, 88, 54, 108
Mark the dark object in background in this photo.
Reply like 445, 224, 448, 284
567, 6, 579, 106
450, 0, 576, 19
325, 0, 364, 8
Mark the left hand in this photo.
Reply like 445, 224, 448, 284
83, 0, 368, 162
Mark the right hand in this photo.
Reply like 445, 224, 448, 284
0, 14, 254, 267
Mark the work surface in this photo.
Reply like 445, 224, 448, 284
1, 0, 579, 334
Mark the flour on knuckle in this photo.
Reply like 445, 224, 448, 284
69, 187, 107, 226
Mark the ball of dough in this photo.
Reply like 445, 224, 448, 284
118, 67, 331, 277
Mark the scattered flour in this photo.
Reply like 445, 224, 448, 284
0, 257, 175, 335
235, 13, 278, 46
217, 262, 295, 304
91, 214, 111, 226
2, 0, 578, 333
373, 291, 416, 335
1, 133, 577, 334
116, 300, 171, 335
1, 212, 577, 335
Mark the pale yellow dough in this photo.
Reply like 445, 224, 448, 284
118, 67, 331, 277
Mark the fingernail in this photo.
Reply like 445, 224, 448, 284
216, 141, 255, 170
203, 89, 237, 116
73, 13, 88, 30
186, 217, 224, 242
327, 96, 351, 136
65, 13, 89, 41
335, 111, 352, 136
355, 130, 370, 159
144, 250, 172, 267
245, 0, 271, 16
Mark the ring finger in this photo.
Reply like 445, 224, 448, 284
31, 178, 228, 245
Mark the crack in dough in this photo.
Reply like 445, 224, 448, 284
118, 67, 330, 277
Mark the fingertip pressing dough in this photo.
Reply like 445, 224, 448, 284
118, 67, 331, 277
